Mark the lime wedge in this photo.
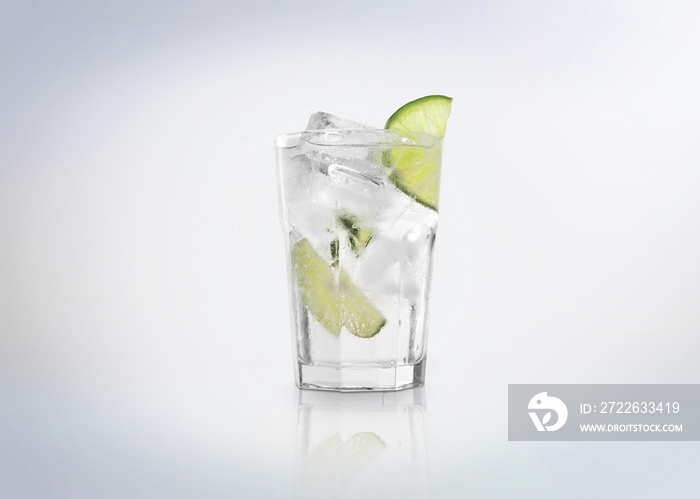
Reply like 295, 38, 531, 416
339, 270, 386, 338
384, 95, 452, 210
293, 239, 342, 335
292, 239, 386, 338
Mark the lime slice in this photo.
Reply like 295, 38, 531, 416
384, 95, 452, 210
292, 239, 386, 338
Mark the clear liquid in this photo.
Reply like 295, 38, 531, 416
279, 131, 440, 371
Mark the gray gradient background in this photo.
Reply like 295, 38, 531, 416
1, 0, 699, 497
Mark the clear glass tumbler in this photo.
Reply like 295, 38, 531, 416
276, 128, 443, 391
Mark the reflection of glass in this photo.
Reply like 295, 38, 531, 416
295, 387, 429, 498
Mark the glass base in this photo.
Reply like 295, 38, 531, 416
296, 360, 426, 392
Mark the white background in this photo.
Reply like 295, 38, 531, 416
1, 0, 699, 497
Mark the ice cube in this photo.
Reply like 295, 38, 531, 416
302, 112, 412, 160
306, 112, 373, 131
328, 163, 383, 187
302, 112, 375, 163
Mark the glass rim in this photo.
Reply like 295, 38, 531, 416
274, 128, 442, 149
